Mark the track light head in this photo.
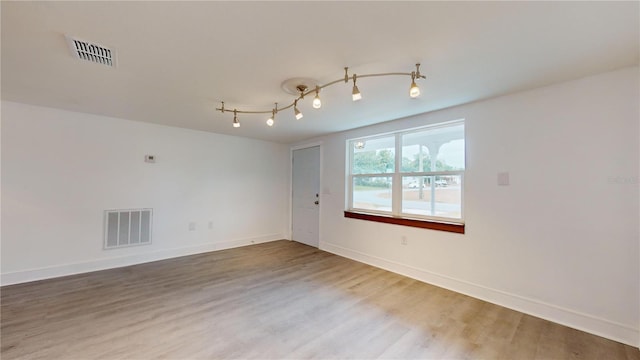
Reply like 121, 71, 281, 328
409, 73, 420, 98
352, 85, 362, 101
232, 109, 240, 128
409, 81, 420, 98
312, 86, 322, 109
267, 108, 275, 126
351, 74, 361, 101
312, 95, 322, 109
294, 100, 303, 120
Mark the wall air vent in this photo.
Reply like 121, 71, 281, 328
66, 36, 116, 67
104, 209, 152, 249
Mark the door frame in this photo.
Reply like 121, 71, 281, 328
289, 142, 323, 246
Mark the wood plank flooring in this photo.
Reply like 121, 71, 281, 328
1, 240, 638, 359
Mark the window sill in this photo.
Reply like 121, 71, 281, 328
344, 211, 465, 234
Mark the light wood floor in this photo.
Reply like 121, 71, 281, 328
1, 240, 638, 359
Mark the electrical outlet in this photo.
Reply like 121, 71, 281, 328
498, 172, 510, 186
208, 221, 213, 230
188, 222, 196, 231
401, 236, 408, 245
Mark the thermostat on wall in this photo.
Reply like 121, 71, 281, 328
145, 155, 156, 163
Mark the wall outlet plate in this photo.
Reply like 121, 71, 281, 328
497, 172, 510, 186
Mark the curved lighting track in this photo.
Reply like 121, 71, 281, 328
217, 63, 426, 127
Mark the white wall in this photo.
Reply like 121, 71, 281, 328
1, 101, 289, 284
296, 66, 639, 346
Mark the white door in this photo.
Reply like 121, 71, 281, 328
292, 146, 320, 247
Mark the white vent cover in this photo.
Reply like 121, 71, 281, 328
66, 36, 116, 67
104, 209, 152, 249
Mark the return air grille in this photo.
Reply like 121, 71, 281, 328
104, 209, 152, 249
66, 36, 115, 67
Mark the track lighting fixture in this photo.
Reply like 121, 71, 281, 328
312, 86, 322, 109
351, 74, 362, 101
216, 63, 426, 127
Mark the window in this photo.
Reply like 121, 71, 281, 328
347, 120, 465, 232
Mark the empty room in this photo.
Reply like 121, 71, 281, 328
1, 1, 639, 359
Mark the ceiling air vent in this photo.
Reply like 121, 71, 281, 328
66, 36, 116, 67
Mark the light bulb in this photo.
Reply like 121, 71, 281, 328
312, 86, 322, 109
352, 85, 362, 101
266, 117, 274, 126
294, 106, 303, 120
232, 110, 240, 128
409, 81, 420, 98
312, 94, 322, 109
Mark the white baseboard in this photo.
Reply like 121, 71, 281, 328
320, 241, 639, 348
1, 234, 283, 286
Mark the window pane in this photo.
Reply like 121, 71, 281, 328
402, 175, 462, 219
401, 144, 430, 172
401, 123, 465, 172
352, 176, 392, 212
352, 136, 395, 174
438, 138, 465, 171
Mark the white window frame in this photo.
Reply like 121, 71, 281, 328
347, 120, 465, 224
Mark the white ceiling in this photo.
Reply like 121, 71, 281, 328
2, 1, 638, 144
